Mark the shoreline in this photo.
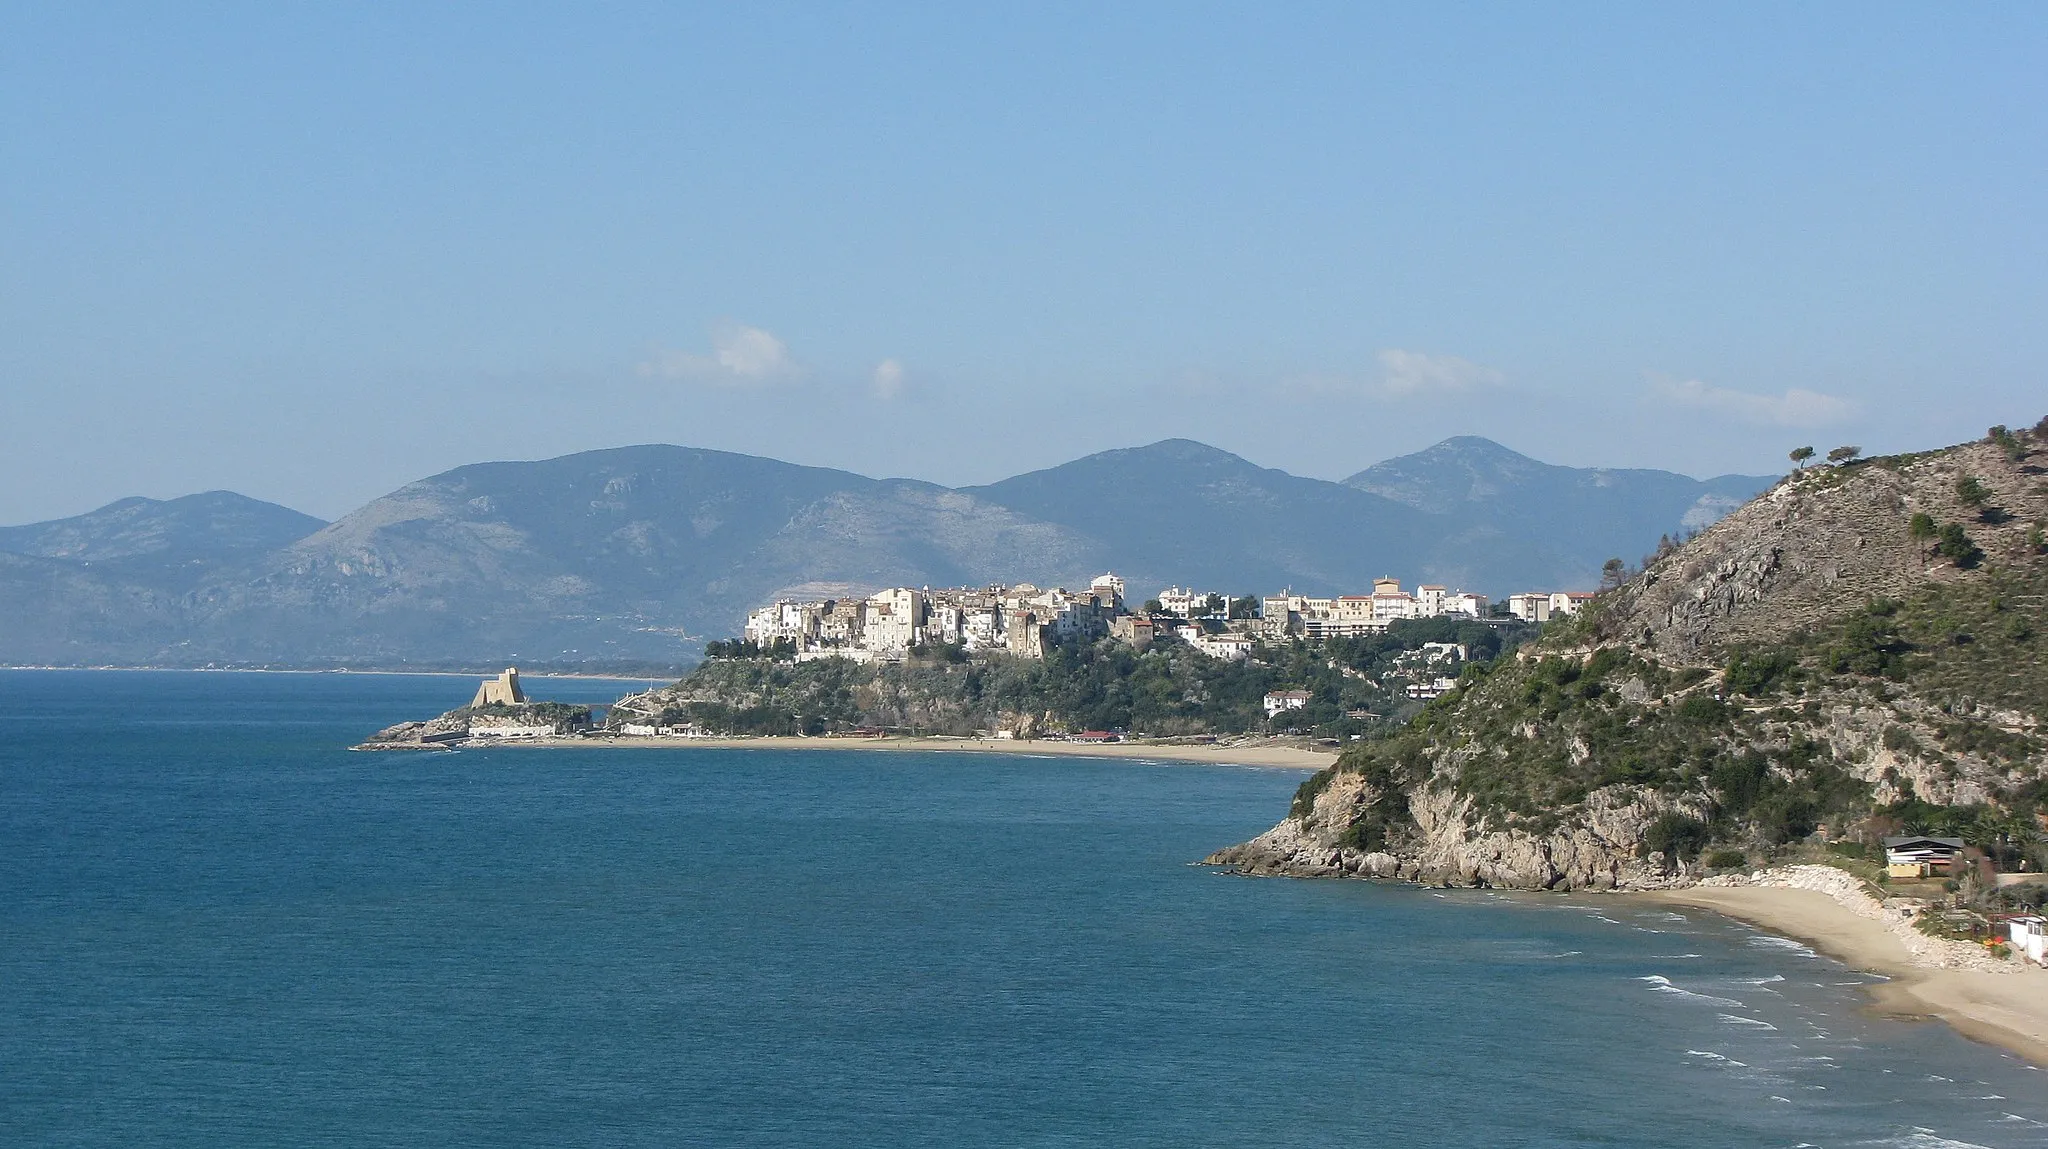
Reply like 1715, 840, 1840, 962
442, 733, 1338, 770
1645, 872, 2048, 1067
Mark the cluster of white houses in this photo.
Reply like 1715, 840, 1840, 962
742, 575, 1132, 663
743, 573, 1595, 663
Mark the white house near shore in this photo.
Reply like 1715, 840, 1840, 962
2008, 916, 2047, 966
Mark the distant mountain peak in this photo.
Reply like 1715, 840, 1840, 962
1423, 435, 1534, 457
1342, 437, 1775, 560
1090, 438, 1252, 467
0, 490, 325, 562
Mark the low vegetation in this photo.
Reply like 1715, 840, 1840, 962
1283, 424, 2048, 880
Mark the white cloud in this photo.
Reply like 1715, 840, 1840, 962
639, 321, 800, 386
1376, 349, 1506, 396
1653, 377, 1858, 428
871, 358, 908, 401
1273, 350, 1505, 400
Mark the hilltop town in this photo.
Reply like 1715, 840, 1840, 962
741, 574, 1585, 664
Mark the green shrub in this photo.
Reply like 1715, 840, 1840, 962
1642, 813, 1712, 862
1724, 649, 1797, 696
1937, 522, 1982, 567
1826, 609, 1911, 678
1709, 753, 1770, 814
1676, 693, 1727, 725
1704, 848, 1748, 870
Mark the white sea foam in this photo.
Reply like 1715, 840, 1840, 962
1717, 1013, 1779, 1029
1746, 935, 1818, 957
1636, 975, 1744, 1007
1684, 1050, 1748, 1066
1739, 974, 1787, 986
1869, 1134, 1997, 1149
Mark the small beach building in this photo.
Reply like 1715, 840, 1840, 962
2007, 916, 2048, 966
1883, 835, 1966, 878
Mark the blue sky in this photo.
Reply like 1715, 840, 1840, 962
2, 4, 2043, 523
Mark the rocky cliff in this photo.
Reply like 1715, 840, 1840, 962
1210, 424, 2048, 890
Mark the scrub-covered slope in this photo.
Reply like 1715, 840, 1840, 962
1211, 424, 2048, 890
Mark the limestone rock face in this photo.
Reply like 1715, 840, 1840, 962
1606, 441, 2047, 662
1207, 766, 1699, 891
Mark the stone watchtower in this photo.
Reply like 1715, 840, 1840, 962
471, 668, 527, 708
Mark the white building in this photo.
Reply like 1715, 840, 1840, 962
1263, 690, 1311, 717
1264, 579, 1488, 636
1442, 591, 1489, 617
1183, 629, 1253, 661
863, 587, 921, 653
2009, 916, 2047, 966
1405, 677, 1459, 700
1156, 586, 1219, 618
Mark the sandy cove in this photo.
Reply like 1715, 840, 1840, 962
1650, 866, 2048, 1067
479, 733, 1339, 770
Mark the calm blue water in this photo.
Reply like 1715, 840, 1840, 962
3, 670, 2044, 1147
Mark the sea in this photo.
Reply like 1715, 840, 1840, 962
3, 669, 2045, 1148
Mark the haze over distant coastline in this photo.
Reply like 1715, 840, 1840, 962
0, 436, 1768, 673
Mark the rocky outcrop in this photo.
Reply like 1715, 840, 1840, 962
1209, 427, 2048, 893
356, 710, 472, 749
1604, 440, 2048, 662
1205, 770, 1702, 890
354, 700, 591, 749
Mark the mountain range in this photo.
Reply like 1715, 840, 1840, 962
0, 438, 1773, 671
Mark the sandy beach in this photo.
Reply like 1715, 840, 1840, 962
1654, 881, 2048, 1066
482, 732, 1339, 770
